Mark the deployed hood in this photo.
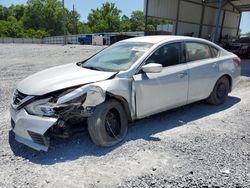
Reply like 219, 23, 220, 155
17, 63, 116, 95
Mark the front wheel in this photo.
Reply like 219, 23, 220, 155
206, 76, 230, 105
88, 99, 128, 147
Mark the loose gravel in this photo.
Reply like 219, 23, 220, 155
0, 44, 249, 188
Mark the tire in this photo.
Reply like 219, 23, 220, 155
206, 76, 230, 105
88, 99, 128, 147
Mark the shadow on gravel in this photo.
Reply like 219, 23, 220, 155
9, 96, 240, 165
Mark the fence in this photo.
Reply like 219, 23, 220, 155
43, 32, 144, 45
43, 34, 83, 44
0, 32, 144, 45
0, 37, 42, 44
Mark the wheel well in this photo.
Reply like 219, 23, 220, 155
221, 74, 232, 92
106, 92, 132, 121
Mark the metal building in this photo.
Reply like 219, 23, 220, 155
144, 0, 250, 42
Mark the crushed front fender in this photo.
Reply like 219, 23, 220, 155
57, 85, 106, 111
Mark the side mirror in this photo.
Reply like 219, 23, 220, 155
142, 63, 163, 73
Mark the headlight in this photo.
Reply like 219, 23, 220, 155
25, 98, 55, 116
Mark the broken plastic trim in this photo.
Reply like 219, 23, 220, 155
57, 85, 106, 108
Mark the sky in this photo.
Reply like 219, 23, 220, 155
0, 0, 250, 34
240, 12, 250, 34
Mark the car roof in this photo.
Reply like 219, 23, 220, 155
123, 35, 212, 44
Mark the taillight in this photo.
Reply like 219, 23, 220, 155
233, 57, 241, 65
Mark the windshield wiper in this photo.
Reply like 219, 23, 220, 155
82, 66, 102, 71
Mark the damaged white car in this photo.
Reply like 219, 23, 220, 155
10, 36, 241, 151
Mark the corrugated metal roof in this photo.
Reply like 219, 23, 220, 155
230, 0, 250, 11
206, 0, 250, 12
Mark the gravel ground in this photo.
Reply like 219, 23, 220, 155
0, 44, 249, 188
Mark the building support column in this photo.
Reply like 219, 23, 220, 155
213, 0, 223, 42
198, 2, 205, 38
219, 10, 226, 42
144, 0, 149, 36
175, 0, 181, 35
236, 12, 242, 37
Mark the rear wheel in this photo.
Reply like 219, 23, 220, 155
206, 76, 230, 105
88, 99, 128, 147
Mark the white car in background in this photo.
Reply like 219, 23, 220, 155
10, 36, 241, 151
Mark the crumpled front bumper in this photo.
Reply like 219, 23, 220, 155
10, 106, 58, 151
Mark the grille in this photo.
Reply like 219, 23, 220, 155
28, 131, 49, 146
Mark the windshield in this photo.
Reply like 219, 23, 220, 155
82, 42, 153, 71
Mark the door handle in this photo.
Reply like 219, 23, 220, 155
212, 63, 217, 68
177, 71, 187, 78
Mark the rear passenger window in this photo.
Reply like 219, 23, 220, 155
211, 47, 219, 57
186, 42, 212, 62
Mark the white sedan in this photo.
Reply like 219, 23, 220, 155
10, 36, 241, 151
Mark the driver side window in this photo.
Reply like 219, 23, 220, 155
145, 42, 182, 67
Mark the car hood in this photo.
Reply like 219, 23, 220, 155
17, 63, 116, 95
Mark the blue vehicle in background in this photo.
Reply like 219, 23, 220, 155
78, 35, 92, 45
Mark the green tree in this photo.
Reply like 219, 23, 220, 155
0, 1, 86, 37
8, 5, 26, 21
0, 16, 24, 37
1, 2, 174, 37
0, 5, 11, 20
87, 2, 121, 32
130, 10, 145, 31
21, 0, 65, 36
78, 22, 92, 34
66, 9, 81, 34
147, 24, 155, 32
120, 15, 131, 32
129, 10, 173, 32
24, 29, 49, 38
21, 0, 44, 30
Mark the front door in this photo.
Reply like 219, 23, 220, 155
133, 42, 189, 119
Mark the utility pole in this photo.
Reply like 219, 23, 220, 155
73, 4, 78, 34
62, 0, 67, 45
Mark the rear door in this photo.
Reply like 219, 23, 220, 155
185, 42, 219, 103
133, 42, 189, 119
